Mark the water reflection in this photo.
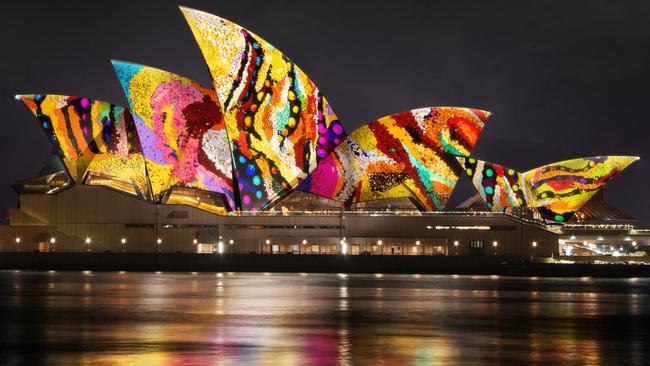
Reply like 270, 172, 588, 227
0, 272, 649, 365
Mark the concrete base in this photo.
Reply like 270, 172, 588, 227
1, 252, 649, 277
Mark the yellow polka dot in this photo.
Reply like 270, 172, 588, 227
287, 117, 296, 128
244, 116, 252, 127
292, 105, 299, 113
257, 92, 264, 101
466, 168, 473, 176
512, 184, 519, 191
264, 80, 271, 88
469, 158, 476, 164
508, 169, 515, 175
282, 129, 288, 136
288, 91, 296, 101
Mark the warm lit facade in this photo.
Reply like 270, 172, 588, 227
1, 7, 646, 258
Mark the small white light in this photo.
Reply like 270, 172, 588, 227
229, 239, 234, 244
50, 237, 56, 244
632, 241, 637, 247
492, 241, 498, 247
570, 235, 576, 240
453, 240, 459, 247
377, 240, 382, 246
157, 238, 162, 244
15, 237, 21, 243
121, 238, 127, 244
302, 239, 307, 245
193, 238, 198, 244
14, 95, 21, 101
416, 240, 421, 246
265, 239, 270, 245
218, 241, 224, 254
532, 241, 537, 248
85, 237, 91, 244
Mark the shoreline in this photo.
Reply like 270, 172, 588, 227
1, 252, 649, 278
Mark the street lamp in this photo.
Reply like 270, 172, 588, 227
532, 241, 537, 248
265, 239, 271, 254
340, 239, 348, 255
377, 240, 383, 255
156, 238, 162, 252
217, 241, 224, 254
492, 240, 498, 255
121, 238, 127, 252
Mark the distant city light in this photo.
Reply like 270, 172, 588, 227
453, 240, 459, 247
121, 238, 127, 244
50, 237, 56, 244
217, 241, 224, 254
85, 237, 91, 244
377, 240, 383, 246
302, 239, 307, 245
229, 239, 234, 245
341, 240, 348, 255
632, 241, 637, 247
15, 237, 21, 243
265, 239, 270, 245
570, 235, 576, 240
416, 240, 421, 246
492, 241, 498, 247
157, 238, 162, 244
532, 241, 537, 248
193, 238, 198, 244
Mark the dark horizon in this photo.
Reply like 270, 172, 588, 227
1, 0, 649, 224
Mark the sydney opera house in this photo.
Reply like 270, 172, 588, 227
0, 7, 647, 259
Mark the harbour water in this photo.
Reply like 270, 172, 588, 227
1, 271, 648, 365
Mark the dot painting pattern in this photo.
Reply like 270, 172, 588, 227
181, 7, 345, 211
113, 61, 236, 210
456, 156, 534, 211
18, 94, 150, 199
523, 156, 639, 222
299, 107, 491, 211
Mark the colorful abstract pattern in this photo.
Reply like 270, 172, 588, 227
112, 61, 236, 209
19, 94, 150, 198
523, 156, 639, 222
181, 7, 345, 211
456, 157, 533, 211
300, 107, 490, 210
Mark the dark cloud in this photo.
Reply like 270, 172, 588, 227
1, 0, 648, 224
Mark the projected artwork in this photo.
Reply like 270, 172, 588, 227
112, 61, 235, 209
19, 94, 150, 198
523, 156, 639, 222
301, 107, 490, 210
456, 157, 533, 211
181, 7, 345, 211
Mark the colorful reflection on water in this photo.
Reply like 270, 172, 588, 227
0, 271, 649, 365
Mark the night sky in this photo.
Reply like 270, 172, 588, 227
1, 1, 649, 225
